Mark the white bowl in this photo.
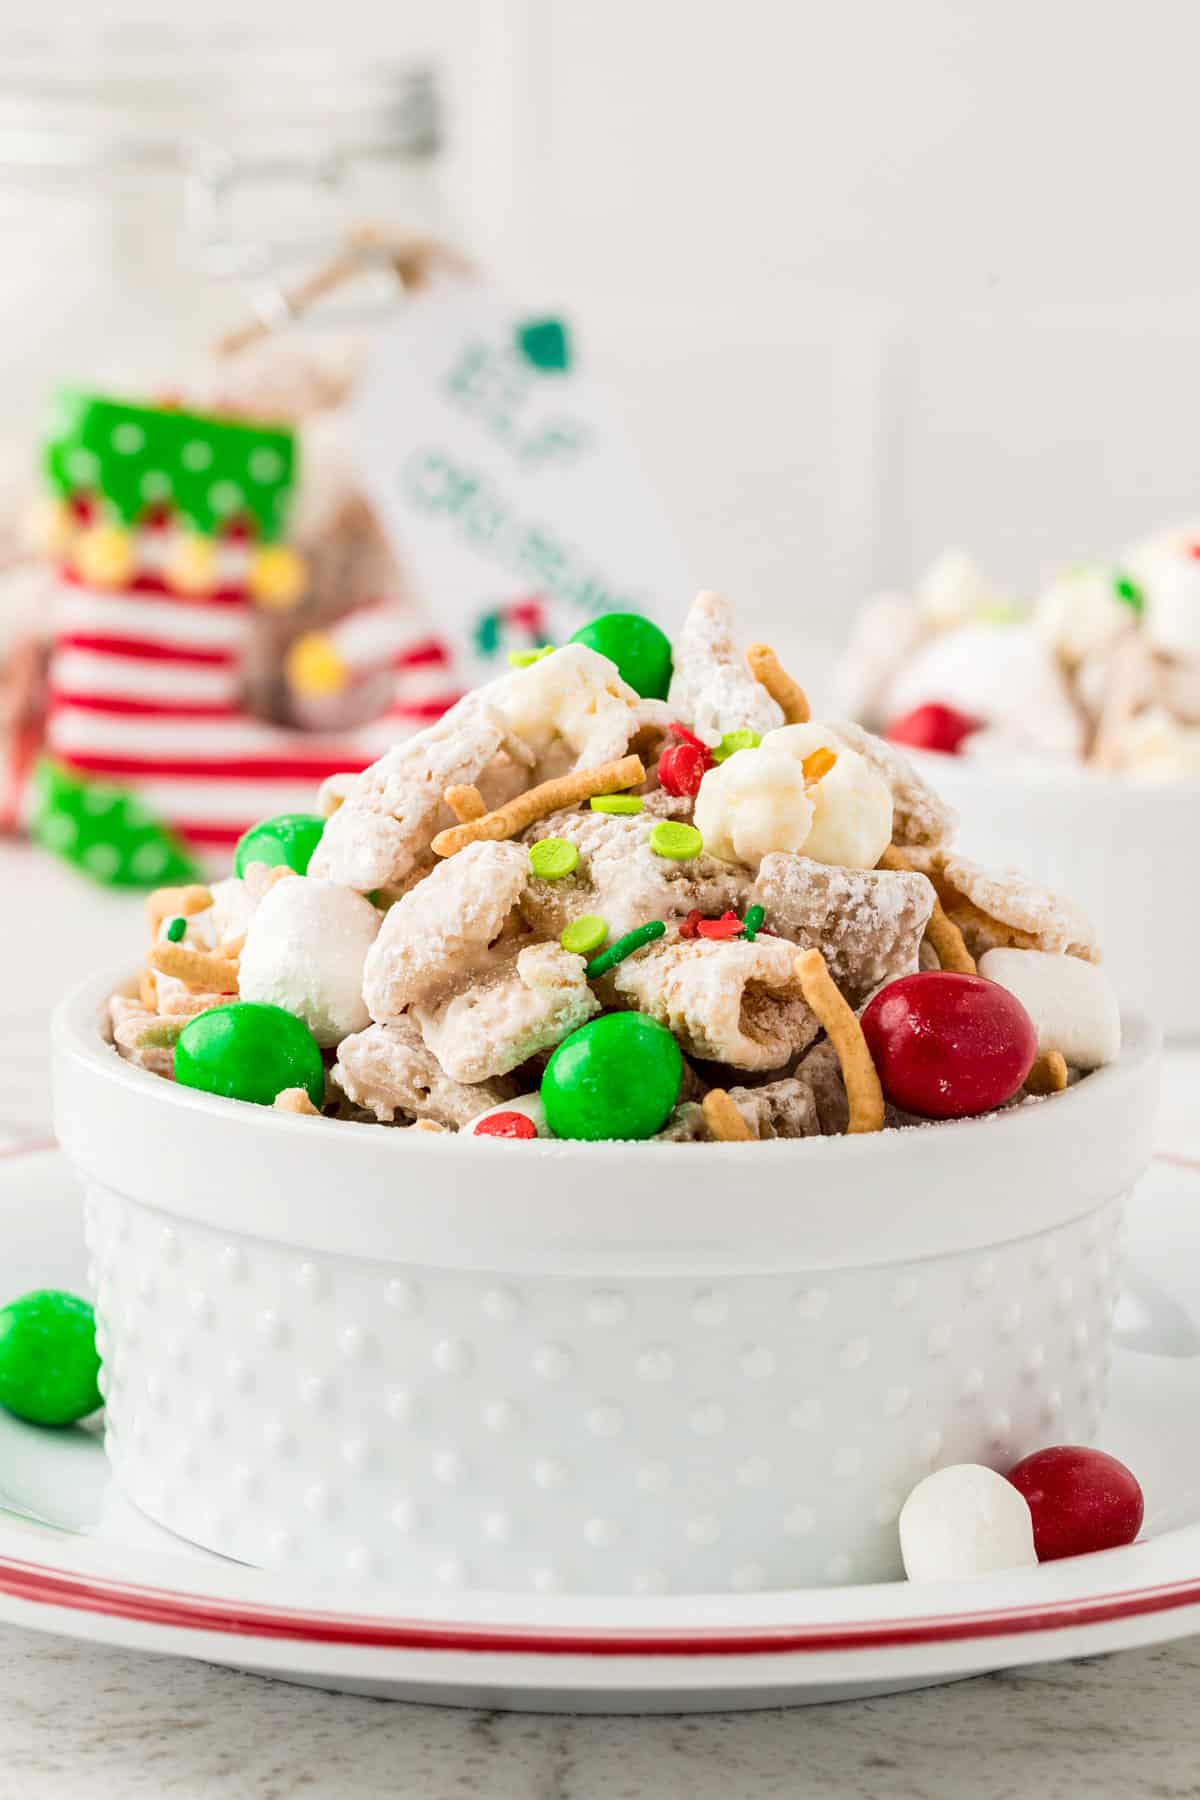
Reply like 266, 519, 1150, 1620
52, 969, 1159, 1597
910, 754, 1200, 1040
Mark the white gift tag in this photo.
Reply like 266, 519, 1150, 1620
350, 278, 692, 676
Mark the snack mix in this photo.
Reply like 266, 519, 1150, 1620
839, 529, 1200, 777
106, 590, 1123, 1143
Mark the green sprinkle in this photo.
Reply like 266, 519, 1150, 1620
561, 914, 608, 956
712, 729, 761, 763
590, 794, 643, 815
585, 919, 666, 980
649, 820, 703, 861
165, 915, 187, 943
529, 836, 579, 880
1113, 574, 1144, 614
741, 904, 765, 942
508, 645, 557, 668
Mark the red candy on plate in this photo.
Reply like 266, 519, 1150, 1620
1006, 1446, 1144, 1562
473, 1110, 538, 1140
885, 702, 983, 756
860, 971, 1038, 1119
657, 722, 715, 798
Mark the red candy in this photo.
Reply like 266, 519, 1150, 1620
473, 1110, 538, 1140
860, 971, 1038, 1119
696, 910, 744, 940
885, 702, 983, 756
657, 722, 715, 797
1006, 1446, 1144, 1562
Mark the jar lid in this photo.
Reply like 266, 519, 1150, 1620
0, 29, 439, 167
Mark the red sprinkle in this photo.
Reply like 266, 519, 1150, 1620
696, 911, 744, 940
678, 909, 704, 939
474, 1110, 538, 1140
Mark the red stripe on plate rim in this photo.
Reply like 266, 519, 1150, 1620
55, 751, 376, 782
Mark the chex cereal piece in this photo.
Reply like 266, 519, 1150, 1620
793, 1039, 851, 1135
666, 591, 786, 740
145, 883, 212, 938
363, 840, 530, 1019
147, 942, 240, 994
316, 771, 357, 817
603, 936, 819, 1071
517, 805, 748, 941
793, 949, 885, 1134
745, 642, 811, 725
414, 943, 600, 1084
906, 848, 1100, 963
334, 1017, 518, 1127
108, 996, 175, 1078
751, 853, 935, 1007
274, 1086, 322, 1116
822, 720, 957, 848
430, 754, 646, 858
662, 1077, 821, 1142
310, 696, 511, 891
876, 844, 975, 974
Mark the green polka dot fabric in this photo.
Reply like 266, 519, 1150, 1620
45, 391, 295, 541
29, 759, 202, 888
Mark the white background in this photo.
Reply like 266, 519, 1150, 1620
40, 0, 1200, 651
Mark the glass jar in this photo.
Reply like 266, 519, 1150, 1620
0, 30, 446, 457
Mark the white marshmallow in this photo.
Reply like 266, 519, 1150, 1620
466, 1094, 549, 1138
1141, 550, 1200, 662
693, 747, 814, 868
1034, 568, 1133, 666
761, 723, 894, 869
238, 877, 380, 1047
977, 947, 1120, 1069
899, 1464, 1037, 1583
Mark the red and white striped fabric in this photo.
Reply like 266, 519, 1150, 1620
42, 575, 450, 865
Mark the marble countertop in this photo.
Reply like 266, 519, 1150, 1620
4, 842, 1198, 1798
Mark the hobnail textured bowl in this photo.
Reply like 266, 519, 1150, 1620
53, 970, 1159, 1596
910, 755, 1200, 1040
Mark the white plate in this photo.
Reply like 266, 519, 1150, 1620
2, 1144, 1200, 1714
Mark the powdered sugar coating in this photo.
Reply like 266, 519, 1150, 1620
413, 943, 599, 1083
334, 1016, 517, 1126
751, 853, 935, 1008
518, 806, 748, 940
667, 591, 785, 741
604, 936, 818, 1071
109, 995, 175, 1078
363, 840, 529, 1020
908, 848, 1100, 963
822, 720, 957, 848
492, 642, 662, 779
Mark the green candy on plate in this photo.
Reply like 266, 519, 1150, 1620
174, 1002, 325, 1109
569, 612, 673, 701
0, 1290, 102, 1425
234, 812, 326, 878
541, 1013, 682, 1141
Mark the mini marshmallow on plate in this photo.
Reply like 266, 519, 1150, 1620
760, 723, 894, 869
899, 1464, 1038, 1582
238, 878, 380, 1047
693, 746, 815, 867
977, 948, 1121, 1070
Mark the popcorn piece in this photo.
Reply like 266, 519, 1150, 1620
414, 943, 599, 1083
309, 696, 511, 890
916, 550, 997, 630
334, 1017, 517, 1127
1034, 568, 1134, 667
978, 948, 1120, 1070
1138, 541, 1200, 662
517, 806, 747, 940
491, 643, 659, 779
667, 591, 785, 740
363, 840, 530, 1019
603, 936, 818, 1071
693, 748, 814, 868
900, 1464, 1038, 1583
817, 720, 957, 848
760, 723, 894, 869
835, 591, 925, 726
909, 849, 1100, 963
238, 877, 381, 1047
751, 854, 934, 1007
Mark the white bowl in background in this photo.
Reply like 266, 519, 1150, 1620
909, 756, 1200, 1041
52, 969, 1159, 1597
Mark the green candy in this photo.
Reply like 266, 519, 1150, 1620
541, 1013, 682, 1141
0, 1290, 102, 1426
649, 820, 703, 861
234, 812, 326, 878
529, 837, 579, 880
175, 1002, 325, 1109
560, 914, 608, 956
569, 612, 674, 700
